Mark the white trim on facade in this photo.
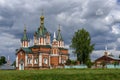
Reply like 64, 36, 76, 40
34, 58, 39, 64
44, 38, 46, 45
39, 54, 42, 66
49, 55, 51, 66
50, 54, 59, 56
32, 55, 33, 66
39, 38, 40, 45
16, 56, 18, 67
25, 54, 27, 66
59, 56, 61, 64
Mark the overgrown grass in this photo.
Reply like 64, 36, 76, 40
0, 69, 120, 80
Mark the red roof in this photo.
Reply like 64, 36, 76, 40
95, 55, 120, 62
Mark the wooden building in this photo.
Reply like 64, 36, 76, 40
95, 51, 120, 68
16, 14, 68, 70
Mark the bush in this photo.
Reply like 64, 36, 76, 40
114, 61, 119, 67
86, 59, 92, 68
65, 59, 71, 65
71, 60, 77, 65
65, 59, 78, 65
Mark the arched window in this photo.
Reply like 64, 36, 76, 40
27, 58, 32, 64
62, 59, 66, 64
43, 58, 48, 64
34, 58, 38, 64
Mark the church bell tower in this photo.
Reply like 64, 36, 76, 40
21, 25, 30, 47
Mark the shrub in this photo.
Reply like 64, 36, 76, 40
86, 59, 92, 68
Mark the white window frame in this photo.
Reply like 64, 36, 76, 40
27, 58, 32, 64
43, 58, 48, 64
34, 58, 38, 64
62, 59, 66, 64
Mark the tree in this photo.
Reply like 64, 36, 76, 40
71, 28, 94, 64
86, 59, 93, 68
0, 60, 2, 65
71, 60, 77, 65
0, 56, 7, 65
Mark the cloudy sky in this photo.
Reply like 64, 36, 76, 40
0, 0, 120, 62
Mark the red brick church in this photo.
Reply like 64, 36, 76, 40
15, 14, 69, 70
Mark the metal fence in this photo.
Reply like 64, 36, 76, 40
65, 65, 87, 69
106, 64, 120, 68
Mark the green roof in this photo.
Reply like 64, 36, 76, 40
35, 15, 49, 38
36, 24, 49, 38
21, 27, 29, 42
56, 27, 63, 41
22, 48, 32, 54
16, 47, 32, 55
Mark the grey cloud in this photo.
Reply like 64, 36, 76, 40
0, 0, 120, 62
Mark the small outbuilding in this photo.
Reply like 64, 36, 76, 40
95, 51, 120, 68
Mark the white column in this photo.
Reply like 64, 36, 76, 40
37, 39, 38, 45
39, 38, 40, 45
49, 36, 50, 45
39, 54, 42, 66
32, 55, 33, 66
16, 56, 18, 67
49, 55, 51, 66
59, 56, 61, 64
41, 38, 43, 45
28, 42, 30, 47
25, 54, 27, 66
44, 38, 46, 45
19, 64, 21, 70
25, 41, 26, 47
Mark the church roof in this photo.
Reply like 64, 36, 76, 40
108, 56, 120, 60
35, 15, 50, 38
36, 25, 49, 38
22, 48, 32, 54
21, 26, 29, 42
16, 47, 32, 54
56, 26, 63, 41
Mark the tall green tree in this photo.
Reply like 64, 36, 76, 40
71, 28, 94, 64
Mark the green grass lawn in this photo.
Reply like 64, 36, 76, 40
0, 69, 120, 80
